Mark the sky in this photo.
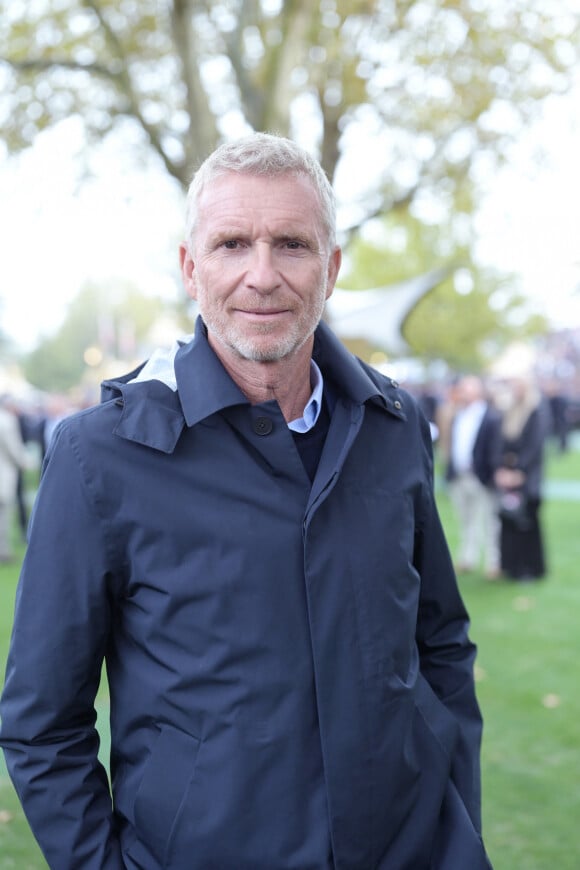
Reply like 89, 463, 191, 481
474, 85, 580, 328
0, 119, 186, 352
1, 83, 580, 354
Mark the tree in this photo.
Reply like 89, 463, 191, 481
21, 282, 171, 391
1, 0, 578, 209
1, 0, 577, 353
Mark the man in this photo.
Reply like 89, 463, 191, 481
444, 375, 503, 579
0, 134, 492, 869
0, 396, 28, 562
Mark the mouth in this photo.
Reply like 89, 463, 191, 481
236, 308, 290, 319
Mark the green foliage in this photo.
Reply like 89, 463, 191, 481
1, 0, 578, 350
1, 0, 578, 199
338, 210, 548, 370
404, 271, 550, 369
20, 282, 167, 392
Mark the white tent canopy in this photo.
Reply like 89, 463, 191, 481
326, 267, 449, 356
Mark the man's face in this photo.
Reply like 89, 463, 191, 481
457, 377, 482, 406
180, 172, 341, 364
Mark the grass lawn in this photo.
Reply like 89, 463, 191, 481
1, 437, 579, 869
437, 440, 580, 870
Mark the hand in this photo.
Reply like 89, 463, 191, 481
495, 467, 525, 489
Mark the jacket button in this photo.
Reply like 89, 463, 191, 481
394, 400, 402, 410
253, 416, 273, 435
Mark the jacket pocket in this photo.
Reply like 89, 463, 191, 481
132, 724, 201, 866
430, 780, 492, 870
414, 674, 460, 763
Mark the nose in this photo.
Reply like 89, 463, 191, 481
244, 242, 280, 293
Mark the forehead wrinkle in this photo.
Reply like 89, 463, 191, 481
194, 174, 328, 253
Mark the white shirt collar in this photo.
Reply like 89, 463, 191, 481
287, 361, 324, 433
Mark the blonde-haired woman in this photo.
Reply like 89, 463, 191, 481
494, 376, 548, 580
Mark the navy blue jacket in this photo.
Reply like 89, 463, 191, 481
0, 319, 491, 869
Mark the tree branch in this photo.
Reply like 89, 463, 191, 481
223, 0, 265, 131
259, 0, 316, 134
3, 56, 119, 80
80, 0, 187, 186
170, 0, 219, 169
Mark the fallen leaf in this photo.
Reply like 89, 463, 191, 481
512, 595, 534, 612
474, 664, 487, 682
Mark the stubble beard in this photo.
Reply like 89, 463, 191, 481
198, 282, 328, 364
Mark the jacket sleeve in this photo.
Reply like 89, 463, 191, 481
0, 419, 124, 869
413, 413, 484, 833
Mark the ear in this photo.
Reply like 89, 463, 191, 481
325, 246, 342, 301
179, 243, 198, 301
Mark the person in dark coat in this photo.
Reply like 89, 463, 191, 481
0, 134, 492, 869
545, 382, 569, 453
495, 376, 548, 580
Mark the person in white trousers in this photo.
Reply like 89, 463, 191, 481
0, 398, 28, 562
444, 376, 503, 579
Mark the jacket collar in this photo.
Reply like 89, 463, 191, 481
175, 318, 407, 426
100, 316, 406, 453
313, 320, 406, 421
174, 319, 249, 428
100, 370, 188, 454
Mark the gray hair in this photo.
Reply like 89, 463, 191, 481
184, 132, 337, 251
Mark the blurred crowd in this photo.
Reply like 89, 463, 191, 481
412, 372, 576, 582
0, 369, 575, 578
0, 391, 87, 563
